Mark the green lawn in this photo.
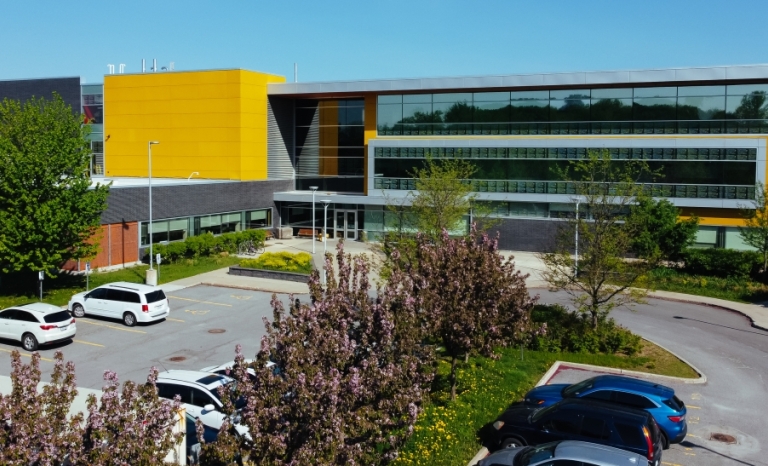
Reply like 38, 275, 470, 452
0, 255, 241, 309
646, 267, 768, 303
392, 342, 698, 466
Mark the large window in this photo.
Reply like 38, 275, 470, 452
140, 218, 189, 246
295, 98, 365, 193
377, 83, 768, 136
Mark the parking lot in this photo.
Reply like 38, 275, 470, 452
0, 285, 309, 389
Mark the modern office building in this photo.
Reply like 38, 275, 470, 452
3, 63, 768, 268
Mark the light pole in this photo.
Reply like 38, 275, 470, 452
574, 200, 580, 278
309, 186, 318, 254
322, 200, 331, 285
147, 141, 160, 285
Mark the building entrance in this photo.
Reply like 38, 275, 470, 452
334, 210, 357, 240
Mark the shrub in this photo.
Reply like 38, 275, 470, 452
680, 248, 762, 279
529, 304, 641, 356
150, 229, 269, 263
240, 251, 313, 274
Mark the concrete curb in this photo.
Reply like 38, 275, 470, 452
199, 282, 307, 295
467, 338, 705, 466
646, 292, 768, 332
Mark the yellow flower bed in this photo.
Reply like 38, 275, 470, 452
240, 251, 313, 275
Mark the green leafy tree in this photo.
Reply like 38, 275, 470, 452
0, 94, 110, 276
541, 150, 655, 329
739, 181, 768, 273
627, 198, 699, 262
410, 155, 476, 237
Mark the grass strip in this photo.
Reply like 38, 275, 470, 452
393, 341, 697, 466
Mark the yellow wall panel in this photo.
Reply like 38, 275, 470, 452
105, 69, 283, 179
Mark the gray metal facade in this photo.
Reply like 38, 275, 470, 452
268, 64, 768, 96
100, 179, 294, 224
267, 96, 296, 180
0, 77, 81, 112
487, 218, 560, 252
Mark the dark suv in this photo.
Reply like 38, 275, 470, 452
492, 399, 662, 466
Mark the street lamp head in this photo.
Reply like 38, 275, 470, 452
322, 199, 331, 206
149, 141, 160, 145
309, 186, 318, 191
187, 171, 200, 181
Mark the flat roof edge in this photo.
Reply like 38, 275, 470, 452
267, 63, 768, 95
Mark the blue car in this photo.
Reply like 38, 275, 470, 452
524, 375, 686, 449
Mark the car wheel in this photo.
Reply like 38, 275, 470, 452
123, 312, 137, 327
661, 431, 670, 450
22, 333, 39, 351
501, 437, 524, 449
72, 304, 85, 318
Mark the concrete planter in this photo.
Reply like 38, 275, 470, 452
229, 265, 310, 283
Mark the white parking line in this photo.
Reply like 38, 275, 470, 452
77, 319, 146, 334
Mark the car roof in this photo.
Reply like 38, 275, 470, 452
555, 440, 645, 465
10, 302, 67, 315
556, 398, 652, 420
157, 370, 233, 390
589, 375, 673, 398
100, 281, 162, 292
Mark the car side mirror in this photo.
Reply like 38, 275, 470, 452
203, 404, 216, 413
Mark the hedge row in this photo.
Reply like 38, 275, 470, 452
150, 229, 267, 263
680, 248, 762, 279
240, 251, 313, 275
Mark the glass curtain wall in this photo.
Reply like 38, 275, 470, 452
82, 84, 104, 176
373, 146, 757, 199
295, 99, 365, 192
140, 208, 273, 246
377, 84, 768, 135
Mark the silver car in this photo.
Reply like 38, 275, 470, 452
479, 440, 647, 466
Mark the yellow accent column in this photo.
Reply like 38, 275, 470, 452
363, 94, 377, 195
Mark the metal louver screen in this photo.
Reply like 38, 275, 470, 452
268, 97, 296, 180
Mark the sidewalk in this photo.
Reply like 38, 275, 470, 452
160, 241, 768, 331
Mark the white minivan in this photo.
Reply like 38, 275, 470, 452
68, 282, 170, 326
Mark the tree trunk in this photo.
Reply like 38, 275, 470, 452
464, 352, 469, 364
592, 310, 598, 330
450, 356, 458, 400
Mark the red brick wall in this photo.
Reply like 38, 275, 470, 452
61, 222, 139, 271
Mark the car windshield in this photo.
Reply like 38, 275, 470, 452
514, 442, 558, 466
44, 310, 72, 323
530, 404, 558, 423
562, 378, 595, 397
210, 381, 247, 411
145, 290, 167, 304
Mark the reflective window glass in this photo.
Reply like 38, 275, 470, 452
377, 104, 403, 129
727, 84, 768, 95
511, 90, 549, 100
591, 88, 632, 99
551, 94, 590, 121
402, 94, 431, 104
633, 97, 676, 120
591, 98, 633, 121
402, 103, 432, 120
378, 95, 402, 104
473, 91, 510, 102
634, 86, 676, 98
550, 89, 589, 100
678, 85, 725, 97
678, 95, 725, 120
726, 92, 768, 119
510, 100, 550, 121
474, 101, 510, 122
432, 93, 472, 103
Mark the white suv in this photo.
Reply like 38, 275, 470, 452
0, 303, 76, 351
155, 370, 249, 439
68, 282, 170, 327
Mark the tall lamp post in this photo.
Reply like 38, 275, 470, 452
322, 200, 331, 285
309, 186, 318, 254
147, 141, 160, 285
574, 200, 580, 278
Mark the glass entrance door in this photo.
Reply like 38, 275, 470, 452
334, 210, 357, 240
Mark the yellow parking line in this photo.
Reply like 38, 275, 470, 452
73, 339, 105, 347
166, 318, 185, 323
0, 347, 54, 362
168, 296, 231, 307
77, 319, 146, 334
687, 405, 701, 409
662, 462, 682, 466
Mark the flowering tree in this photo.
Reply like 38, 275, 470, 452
394, 226, 537, 400
0, 350, 182, 465
79, 367, 183, 466
0, 351, 84, 465
211, 243, 434, 465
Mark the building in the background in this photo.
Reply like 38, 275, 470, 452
3, 64, 768, 268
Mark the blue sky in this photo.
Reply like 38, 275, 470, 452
2, 0, 768, 84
